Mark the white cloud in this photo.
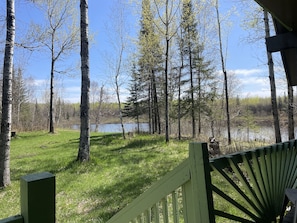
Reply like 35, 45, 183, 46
232, 69, 264, 76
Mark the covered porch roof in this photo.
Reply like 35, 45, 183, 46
254, 0, 297, 86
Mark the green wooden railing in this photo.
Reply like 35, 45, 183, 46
107, 142, 215, 223
0, 172, 55, 223
211, 139, 297, 222
107, 140, 297, 223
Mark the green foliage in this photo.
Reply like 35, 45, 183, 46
0, 130, 189, 222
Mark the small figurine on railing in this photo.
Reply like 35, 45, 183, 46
208, 137, 221, 157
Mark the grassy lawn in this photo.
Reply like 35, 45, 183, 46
0, 130, 190, 222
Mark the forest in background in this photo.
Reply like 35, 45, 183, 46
0, 0, 294, 142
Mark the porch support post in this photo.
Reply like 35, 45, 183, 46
183, 142, 215, 223
20, 172, 55, 223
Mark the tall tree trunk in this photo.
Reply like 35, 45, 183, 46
287, 82, 294, 140
178, 66, 182, 140
264, 10, 282, 143
148, 86, 152, 134
0, 0, 15, 187
152, 70, 161, 134
115, 40, 125, 140
49, 57, 55, 133
116, 77, 125, 139
77, 0, 90, 162
164, 0, 170, 143
215, 0, 231, 145
189, 46, 196, 138
198, 67, 201, 136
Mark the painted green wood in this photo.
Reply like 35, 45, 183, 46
188, 142, 215, 223
106, 139, 297, 222
0, 216, 23, 223
171, 191, 179, 223
212, 185, 260, 220
145, 209, 150, 223
256, 149, 270, 210
182, 181, 194, 223
241, 153, 266, 213
20, 172, 55, 223
211, 161, 261, 215
271, 145, 278, 210
162, 198, 169, 223
106, 158, 190, 223
210, 139, 297, 222
214, 210, 255, 223
153, 203, 159, 223
228, 157, 263, 213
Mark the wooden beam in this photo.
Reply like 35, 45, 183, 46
266, 32, 297, 52
254, 0, 297, 32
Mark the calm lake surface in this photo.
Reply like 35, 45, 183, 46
72, 123, 295, 142
72, 123, 149, 133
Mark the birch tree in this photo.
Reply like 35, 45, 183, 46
77, 0, 90, 162
0, 0, 15, 187
105, 0, 132, 139
264, 10, 281, 143
31, 0, 79, 133
215, 0, 231, 145
153, 0, 180, 142
240, 1, 287, 142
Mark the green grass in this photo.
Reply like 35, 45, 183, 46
0, 130, 190, 222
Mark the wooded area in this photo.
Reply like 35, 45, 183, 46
0, 0, 296, 187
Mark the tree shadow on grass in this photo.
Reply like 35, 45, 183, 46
90, 133, 122, 147
87, 173, 156, 221
111, 135, 165, 152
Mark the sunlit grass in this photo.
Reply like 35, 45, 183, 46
0, 130, 269, 222
1, 130, 190, 222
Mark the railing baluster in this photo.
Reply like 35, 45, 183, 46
153, 204, 159, 223
286, 142, 297, 187
162, 197, 169, 223
241, 153, 266, 213
258, 148, 271, 211
265, 146, 276, 213
145, 209, 151, 223
172, 190, 179, 223
251, 150, 269, 210
104, 139, 297, 223
228, 157, 263, 213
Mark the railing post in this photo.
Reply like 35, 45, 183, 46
183, 142, 215, 223
0, 215, 23, 223
20, 172, 55, 223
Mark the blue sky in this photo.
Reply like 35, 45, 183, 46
7, 0, 289, 103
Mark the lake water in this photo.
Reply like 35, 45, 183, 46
72, 123, 149, 133
72, 123, 295, 142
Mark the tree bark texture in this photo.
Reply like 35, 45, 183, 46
264, 10, 282, 143
164, 0, 169, 143
77, 0, 90, 162
0, 0, 15, 187
215, 0, 231, 145
49, 56, 55, 133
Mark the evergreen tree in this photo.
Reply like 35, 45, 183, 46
137, 0, 163, 134
179, 0, 216, 137
123, 64, 143, 134
179, 0, 197, 138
